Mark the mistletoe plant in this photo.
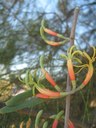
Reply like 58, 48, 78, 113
0, 10, 96, 128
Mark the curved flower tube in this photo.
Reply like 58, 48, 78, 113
76, 49, 95, 90
36, 85, 61, 98
82, 63, 93, 86
41, 20, 65, 38
40, 55, 61, 91
40, 20, 70, 46
69, 64, 94, 92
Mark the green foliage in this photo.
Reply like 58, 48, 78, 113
0, 97, 44, 114
5, 90, 32, 107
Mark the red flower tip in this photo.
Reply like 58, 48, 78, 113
82, 64, 93, 86
52, 119, 58, 128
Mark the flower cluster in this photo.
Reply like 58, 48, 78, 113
36, 20, 96, 99
16, 21, 89, 101
35, 46, 96, 99
18, 23, 96, 128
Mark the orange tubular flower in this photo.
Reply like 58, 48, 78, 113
41, 68, 57, 87
40, 55, 61, 91
36, 86, 61, 98
61, 45, 78, 89
67, 58, 76, 89
67, 58, 75, 81
82, 63, 93, 86
81, 49, 95, 86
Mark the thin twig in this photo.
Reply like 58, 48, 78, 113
64, 7, 79, 128
70, 7, 80, 45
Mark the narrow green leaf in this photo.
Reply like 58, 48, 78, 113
0, 97, 44, 114
5, 90, 32, 107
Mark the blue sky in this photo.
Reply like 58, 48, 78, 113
37, 0, 58, 12
1, 0, 95, 75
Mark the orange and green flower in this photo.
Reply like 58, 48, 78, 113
82, 49, 95, 86
40, 20, 70, 46
82, 63, 93, 86
67, 58, 75, 81
36, 86, 61, 99
52, 111, 64, 128
40, 55, 61, 91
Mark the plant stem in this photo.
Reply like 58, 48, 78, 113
64, 7, 79, 128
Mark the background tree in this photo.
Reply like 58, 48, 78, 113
0, 0, 96, 127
